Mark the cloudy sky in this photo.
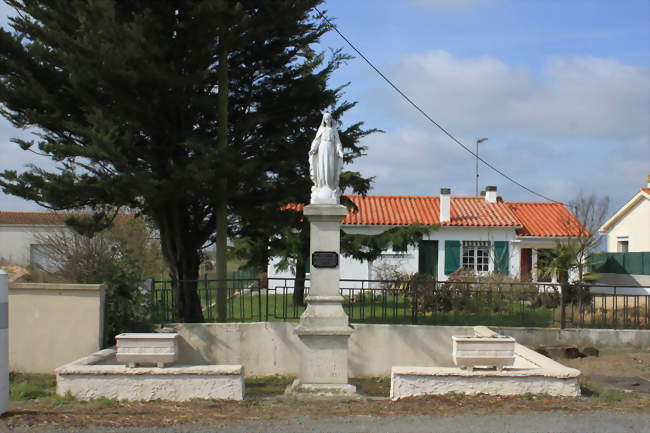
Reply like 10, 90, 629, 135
0, 0, 648, 213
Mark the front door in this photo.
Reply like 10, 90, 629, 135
418, 240, 438, 277
520, 248, 532, 281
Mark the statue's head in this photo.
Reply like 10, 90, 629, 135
322, 112, 333, 127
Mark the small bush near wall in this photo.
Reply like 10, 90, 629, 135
25, 215, 165, 346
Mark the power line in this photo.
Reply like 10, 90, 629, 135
313, 7, 558, 203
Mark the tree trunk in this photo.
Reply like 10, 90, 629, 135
215, 42, 230, 322
156, 206, 205, 323
170, 245, 204, 323
293, 222, 310, 306
293, 255, 307, 307
215, 197, 228, 321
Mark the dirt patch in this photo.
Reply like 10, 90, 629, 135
561, 349, 650, 394
562, 350, 650, 378
2, 394, 649, 430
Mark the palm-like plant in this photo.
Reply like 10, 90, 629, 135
536, 243, 579, 284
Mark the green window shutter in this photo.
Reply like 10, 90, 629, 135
444, 240, 461, 274
494, 241, 509, 274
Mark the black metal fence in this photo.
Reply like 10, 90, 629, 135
150, 277, 650, 330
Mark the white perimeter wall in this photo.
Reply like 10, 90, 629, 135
172, 322, 650, 377
174, 322, 473, 377
9, 283, 105, 373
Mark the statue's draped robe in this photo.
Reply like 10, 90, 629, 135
309, 113, 343, 204
313, 127, 341, 190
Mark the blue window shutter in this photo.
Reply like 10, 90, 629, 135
444, 240, 461, 274
494, 241, 509, 274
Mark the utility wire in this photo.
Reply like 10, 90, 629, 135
314, 7, 558, 203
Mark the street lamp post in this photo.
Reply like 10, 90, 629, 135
475, 137, 488, 196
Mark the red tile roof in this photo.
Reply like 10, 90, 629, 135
343, 195, 521, 227
0, 211, 66, 226
505, 202, 582, 237
642, 188, 650, 195
288, 195, 582, 237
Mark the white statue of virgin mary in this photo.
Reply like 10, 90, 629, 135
309, 113, 344, 204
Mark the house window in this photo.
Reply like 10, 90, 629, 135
617, 240, 629, 253
462, 241, 489, 273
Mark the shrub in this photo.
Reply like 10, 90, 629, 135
32, 213, 166, 346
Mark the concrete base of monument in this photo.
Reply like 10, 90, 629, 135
285, 379, 360, 398
56, 348, 244, 401
390, 327, 581, 400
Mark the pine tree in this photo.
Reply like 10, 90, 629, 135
0, 0, 345, 321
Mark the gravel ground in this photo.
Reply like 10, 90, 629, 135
4, 411, 650, 433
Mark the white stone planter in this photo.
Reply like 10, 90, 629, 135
452, 335, 515, 371
116, 333, 178, 368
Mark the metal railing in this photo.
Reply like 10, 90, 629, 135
150, 277, 650, 329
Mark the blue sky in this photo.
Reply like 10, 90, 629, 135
1, 0, 649, 214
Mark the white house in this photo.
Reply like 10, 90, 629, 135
593, 176, 650, 290
599, 176, 650, 253
269, 186, 583, 284
0, 211, 66, 267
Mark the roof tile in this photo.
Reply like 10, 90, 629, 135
0, 211, 65, 226
288, 195, 582, 237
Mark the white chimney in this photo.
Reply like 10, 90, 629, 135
485, 186, 497, 203
440, 188, 451, 223
647, 174, 650, 188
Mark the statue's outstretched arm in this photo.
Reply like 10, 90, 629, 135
335, 128, 343, 158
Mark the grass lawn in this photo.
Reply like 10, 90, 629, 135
152, 288, 557, 327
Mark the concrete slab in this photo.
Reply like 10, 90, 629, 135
56, 348, 244, 401
390, 327, 581, 400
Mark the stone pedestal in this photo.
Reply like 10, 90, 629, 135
287, 204, 357, 397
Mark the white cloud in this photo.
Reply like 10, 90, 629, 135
353, 51, 649, 208
383, 51, 650, 140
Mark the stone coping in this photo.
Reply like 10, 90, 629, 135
452, 336, 515, 342
294, 326, 354, 336
303, 204, 348, 217
391, 363, 578, 379
10, 282, 104, 292
116, 333, 178, 340
56, 348, 243, 376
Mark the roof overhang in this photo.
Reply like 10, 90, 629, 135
599, 189, 650, 233
515, 236, 573, 240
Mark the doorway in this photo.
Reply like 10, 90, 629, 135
418, 241, 438, 277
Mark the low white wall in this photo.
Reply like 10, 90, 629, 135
173, 323, 474, 377
172, 322, 650, 378
491, 326, 650, 350
9, 282, 105, 373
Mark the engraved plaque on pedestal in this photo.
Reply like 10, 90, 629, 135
312, 251, 339, 268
